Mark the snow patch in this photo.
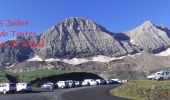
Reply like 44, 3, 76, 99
130, 39, 136, 45
28, 53, 144, 65
45, 58, 89, 65
127, 52, 143, 58
45, 55, 126, 64
92, 55, 125, 62
63, 58, 89, 65
155, 48, 170, 56
27, 55, 43, 61
45, 58, 61, 62
6, 63, 15, 69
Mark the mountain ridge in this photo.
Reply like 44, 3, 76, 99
1, 17, 170, 79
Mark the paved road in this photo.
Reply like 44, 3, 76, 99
0, 85, 128, 100
0, 90, 54, 100
61, 85, 128, 100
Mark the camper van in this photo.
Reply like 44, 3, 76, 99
147, 70, 170, 80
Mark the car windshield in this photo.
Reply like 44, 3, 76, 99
19, 84, 25, 86
157, 72, 163, 75
27, 84, 31, 86
65, 82, 69, 84
47, 83, 53, 85
10, 84, 16, 87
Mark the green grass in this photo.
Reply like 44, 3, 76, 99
0, 72, 8, 82
16, 69, 68, 82
110, 80, 170, 100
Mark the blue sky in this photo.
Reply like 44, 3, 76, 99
0, 0, 170, 42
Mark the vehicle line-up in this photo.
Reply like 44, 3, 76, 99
0, 78, 127, 94
0, 83, 32, 94
41, 78, 127, 90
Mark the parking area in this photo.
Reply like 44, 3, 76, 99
0, 85, 126, 100
0, 77, 128, 100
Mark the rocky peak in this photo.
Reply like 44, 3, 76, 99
131, 21, 157, 35
37, 17, 136, 59
140, 21, 155, 28
56, 17, 108, 34
124, 21, 170, 53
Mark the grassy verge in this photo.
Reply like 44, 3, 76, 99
110, 80, 170, 100
16, 70, 68, 82
0, 72, 8, 82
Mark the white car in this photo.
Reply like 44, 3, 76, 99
82, 80, 89, 86
0, 83, 16, 94
74, 81, 81, 87
56, 81, 69, 88
148, 70, 170, 80
82, 79, 97, 86
147, 71, 164, 80
111, 79, 122, 84
41, 83, 54, 90
16, 83, 32, 92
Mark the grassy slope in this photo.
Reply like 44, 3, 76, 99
110, 80, 170, 100
0, 72, 8, 82
1, 70, 68, 83
16, 70, 68, 82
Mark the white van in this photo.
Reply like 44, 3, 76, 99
147, 70, 170, 80
0, 83, 16, 94
111, 79, 122, 84
56, 81, 69, 88
82, 79, 97, 86
16, 83, 32, 92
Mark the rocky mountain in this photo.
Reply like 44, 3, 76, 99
124, 21, 170, 53
37, 17, 136, 59
0, 38, 33, 69
1, 17, 170, 79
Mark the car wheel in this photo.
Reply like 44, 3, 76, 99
28, 90, 32, 93
50, 87, 52, 90
3, 89, 7, 94
87, 82, 90, 86
158, 77, 164, 81
61, 85, 64, 89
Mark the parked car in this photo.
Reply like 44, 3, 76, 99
106, 80, 111, 84
0, 83, 16, 94
95, 79, 107, 85
74, 81, 81, 87
95, 79, 102, 85
82, 80, 90, 86
111, 79, 122, 84
121, 79, 128, 83
66, 80, 75, 88
106, 80, 115, 84
82, 79, 97, 86
147, 71, 164, 80
41, 83, 54, 90
16, 83, 32, 92
56, 81, 69, 88
148, 70, 170, 80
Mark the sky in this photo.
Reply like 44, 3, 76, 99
0, 0, 170, 42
